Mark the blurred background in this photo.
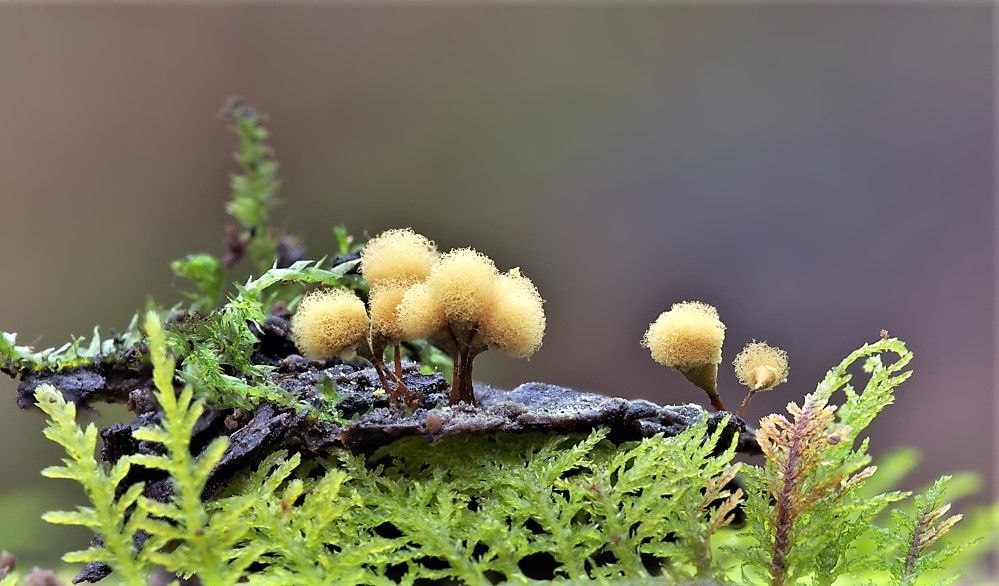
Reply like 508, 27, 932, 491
0, 4, 994, 570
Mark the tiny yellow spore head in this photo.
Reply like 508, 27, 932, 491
427, 248, 500, 323
734, 341, 788, 391
480, 268, 546, 358
360, 228, 438, 286
368, 282, 409, 340
291, 289, 369, 360
642, 301, 726, 370
396, 281, 447, 341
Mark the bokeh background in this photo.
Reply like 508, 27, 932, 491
0, 4, 994, 570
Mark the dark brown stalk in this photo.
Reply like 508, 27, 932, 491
450, 342, 476, 405
373, 362, 393, 397
393, 343, 404, 380
357, 342, 390, 394
444, 325, 481, 406
455, 351, 475, 405
737, 390, 757, 419
388, 344, 416, 408
449, 348, 464, 406
902, 509, 929, 584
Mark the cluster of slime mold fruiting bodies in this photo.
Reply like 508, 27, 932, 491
291, 228, 546, 407
289, 227, 788, 415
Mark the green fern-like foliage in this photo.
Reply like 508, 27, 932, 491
834, 449, 999, 585
736, 338, 966, 586
35, 386, 147, 585
0, 316, 141, 375
168, 259, 359, 412
35, 312, 746, 583
225, 99, 282, 272
130, 312, 257, 585
29, 306, 995, 585
877, 476, 968, 586
202, 422, 742, 584
37, 312, 256, 585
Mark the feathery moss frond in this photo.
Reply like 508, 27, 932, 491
129, 311, 255, 585
35, 384, 147, 586
37, 368, 746, 584
738, 337, 915, 585
223, 98, 281, 271
878, 476, 969, 585
1, 316, 141, 375
169, 259, 359, 411
227, 418, 741, 584
172, 98, 285, 310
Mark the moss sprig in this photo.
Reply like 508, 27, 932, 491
169, 259, 359, 412
878, 476, 968, 585
1, 316, 141, 376
35, 384, 147, 586
222, 97, 282, 272
737, 337, 917, 585
129, 312, 257, 585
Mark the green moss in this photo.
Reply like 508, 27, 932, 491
34, 313, 742, 583
32, 315, 996, 584
0, 316, 141, 375
166, 259, 360, 413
